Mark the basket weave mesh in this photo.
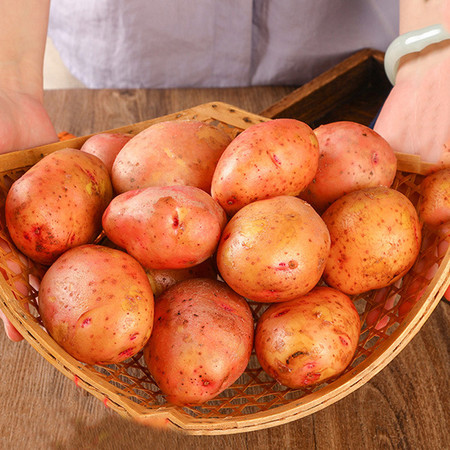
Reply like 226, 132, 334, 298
0, 103, 448, 434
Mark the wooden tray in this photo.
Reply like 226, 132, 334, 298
260, 48, 391, 126
0, 53, 449, 435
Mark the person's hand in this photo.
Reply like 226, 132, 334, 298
374, 41, 450, 170
0, 0, 58, 340
0, 87, 57, 341
374, 42, 450, 302
0, 309, 23, 342
0, 87, 57, 154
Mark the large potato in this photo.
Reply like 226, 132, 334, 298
418, 168, 450, 227
216, 195, 330, 303
322, 187, 422, 295
38, 245, 154, 365
143, 278, 254, 405
112, 120, 231, 194
211, 119, 319, 216
255, 286, 360, 388
300, 121, 397, 213
5, 148, 113, 265
102, 185, 227, 269
80, 132, 132, 175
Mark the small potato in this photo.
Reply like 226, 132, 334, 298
211, 119, 319, 216
112, 120, 231, 194
216, 195, 330, 303
5, 148, 113, 265
300, 121, 397, 213
418, 168, 450, 227
102, 185, 227, 269
143, 278, 254, 405
80, 132, 132, 175
38, 245, 154, 365
146, 258, 218, 297
255, 286, 360, 388
322, 187, 422, 295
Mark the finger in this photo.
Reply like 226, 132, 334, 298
0, 308, 23, 342
439, 237, 450, 302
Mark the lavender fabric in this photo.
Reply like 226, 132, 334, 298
48, 0, 398, 88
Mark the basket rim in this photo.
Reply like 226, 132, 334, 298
0, 101, 437, 176
0, 101, 448, 435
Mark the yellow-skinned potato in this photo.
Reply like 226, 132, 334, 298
216, 195, 330, 303
5, 148, 113, 265
102, 185, 227, 270
255, 286, 360, 388
322, 187, 422, 295
111, 120, 231, 194
143, 278, 254, 405
38, 245, 154, 365
211, 118, 319, 216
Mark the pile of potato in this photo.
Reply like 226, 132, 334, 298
4, 117, 449, 406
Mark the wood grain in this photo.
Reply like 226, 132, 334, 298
0, 86, 448, 449
259, 49, 391, 129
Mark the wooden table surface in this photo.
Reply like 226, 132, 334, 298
0, 87, 449, 450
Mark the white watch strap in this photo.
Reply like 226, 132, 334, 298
384, 24, 450, 85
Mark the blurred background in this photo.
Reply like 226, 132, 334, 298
44, 37, 85, 89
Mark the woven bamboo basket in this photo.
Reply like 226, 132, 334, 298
0, 101, 448, 435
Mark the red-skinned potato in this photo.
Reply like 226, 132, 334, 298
211, 119, 319, 216
38, 245, 154, 365
146, 258, 218, 297
322, 187, 422, 295
112, 120, 231, 194
255, 286, 360, 388
5, 148, 113, 265
143, 278, 254, 405
216, 195, 330, 303
300, 121, 397, 213
80, 132, 132, 175
102, 185, 227, 270
418, 168, 450, 227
